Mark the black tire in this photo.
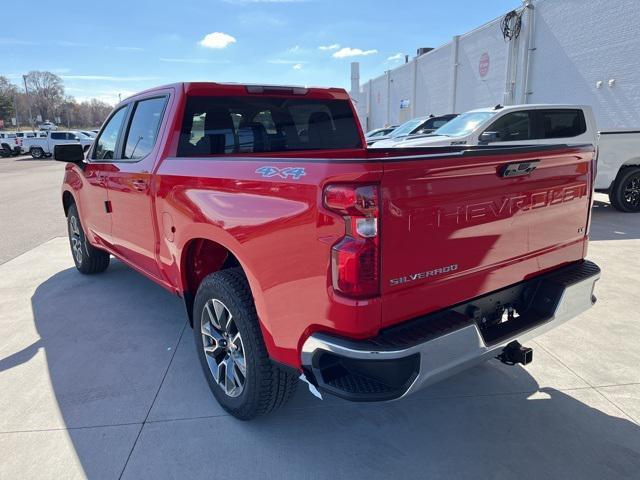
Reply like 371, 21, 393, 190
609, 167, 640, 212
193, 268, 297, 420
31, 147, 44, 159
67, 203, 110, 274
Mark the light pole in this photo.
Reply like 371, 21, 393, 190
22, 75, 34, 129
12, 93, 20, 130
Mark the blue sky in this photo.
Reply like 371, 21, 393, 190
1, 0, 520, 104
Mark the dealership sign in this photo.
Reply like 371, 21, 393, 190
479, 52, 490, 77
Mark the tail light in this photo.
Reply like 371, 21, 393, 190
324, 184, 380, 298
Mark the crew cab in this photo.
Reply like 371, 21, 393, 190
55, 82, 600, 419
24, 130, 93, 158
387, 104, 640, 212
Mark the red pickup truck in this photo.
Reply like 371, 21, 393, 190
55, 82, 600, 419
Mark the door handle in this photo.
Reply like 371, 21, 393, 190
131, 179, 148, 191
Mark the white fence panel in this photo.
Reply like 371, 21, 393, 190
415, 44, 452, 117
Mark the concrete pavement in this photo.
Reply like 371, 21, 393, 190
0, 186, 639, 478
0, 156, 67, 264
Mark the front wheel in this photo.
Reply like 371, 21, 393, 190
193, 268, 297, 420
67, 203, 110, 274
610, 167, 640, 212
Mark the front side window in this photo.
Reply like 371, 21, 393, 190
177, 96, 361, 156
539, 110, 585, 139
123, 97, 167, 160
484, 111, 533, 142
94, 106, 128, 160
51, 132, 65, 140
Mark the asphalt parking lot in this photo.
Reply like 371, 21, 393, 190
1, 156, 639, 479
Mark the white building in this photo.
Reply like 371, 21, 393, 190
353, 0, 640, 132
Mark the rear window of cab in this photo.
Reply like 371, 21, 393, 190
177, 96, 362, 156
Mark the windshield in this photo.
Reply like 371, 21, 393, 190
432, 111, 495, 137
366, 128, 392, 138
390, 118, 425, 138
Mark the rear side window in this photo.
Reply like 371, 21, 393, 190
177, 96, 362, 156
123, 97, 167, 160
539, 109, 586, 138
51, 132, 65, 140
485, 111, 533, 142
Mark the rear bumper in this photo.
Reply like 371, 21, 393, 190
301, 260, 600, 402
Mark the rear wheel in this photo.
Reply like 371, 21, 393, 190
610, 167, 640, 212
67, 203, 110, 274
30, 147, 44, 159
193, 268, 297, 420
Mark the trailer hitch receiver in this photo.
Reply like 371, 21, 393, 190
497, 341, 533, 366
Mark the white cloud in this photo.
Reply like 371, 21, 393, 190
199, 32, 237, 49
268, 59, 308, 65
160, 57, 229, 64
292, 63, 303, 70
332, 47, 378, 59
61, 75, 159, 82
0, 38, 36, 45
387, 52, 403, 61
319, 43, 340, 51
57, 40, 91, 48
115, 46, 144, 52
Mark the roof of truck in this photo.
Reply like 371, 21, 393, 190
121, 82, 350, 104
467, 104, 591, 113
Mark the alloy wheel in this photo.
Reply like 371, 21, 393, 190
623, 174, 640, 209
200, 298, 247, 397
69, 215, 83, 265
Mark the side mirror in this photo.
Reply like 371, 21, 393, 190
54, 143, 85, 165
479, 131, 500, 144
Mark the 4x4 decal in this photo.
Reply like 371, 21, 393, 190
255, 166, 306, 180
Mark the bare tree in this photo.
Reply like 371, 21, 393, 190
24, 71, 65, 123
1, 72, 113, 129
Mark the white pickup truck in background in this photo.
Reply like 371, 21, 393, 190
23, 131, 94, 159
381, 104, 640, 212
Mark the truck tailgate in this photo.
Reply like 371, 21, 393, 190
377, 145, 594, 328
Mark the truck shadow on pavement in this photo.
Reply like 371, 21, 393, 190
6, 259, 639, 479
589, 199, 640, 241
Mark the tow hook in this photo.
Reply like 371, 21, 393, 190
497, 341, 533, 366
